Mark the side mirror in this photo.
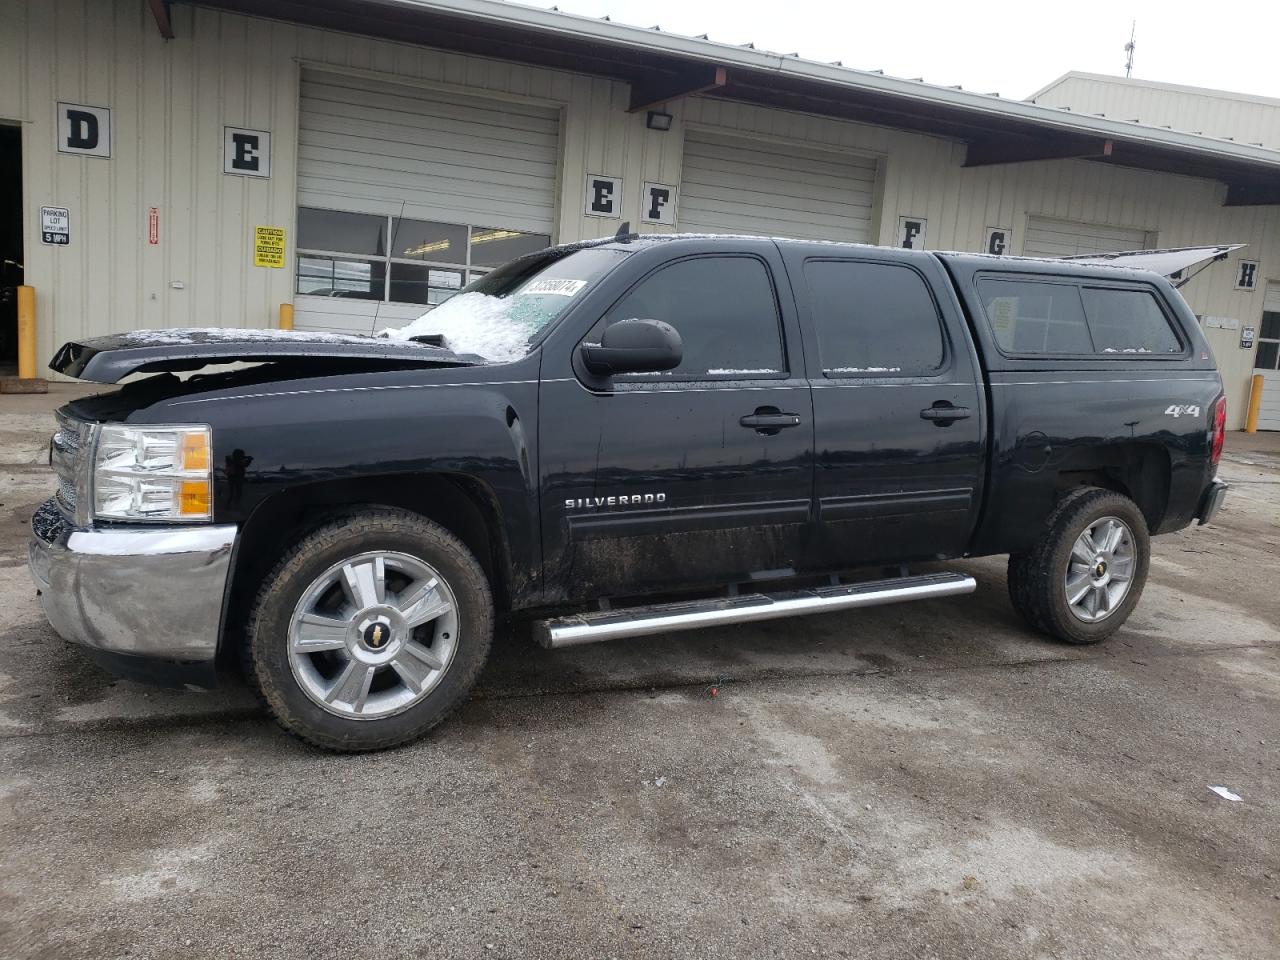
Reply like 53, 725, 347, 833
580, 318, 683, 376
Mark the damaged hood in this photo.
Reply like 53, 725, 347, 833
50, 327, 476, 383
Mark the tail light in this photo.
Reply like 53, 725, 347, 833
1209, 393, 1226, 467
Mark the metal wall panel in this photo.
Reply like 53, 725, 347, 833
678, 130, 877, 241
297, 71, 560, 231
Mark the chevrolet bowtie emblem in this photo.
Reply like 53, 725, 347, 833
364, 622, 387, 648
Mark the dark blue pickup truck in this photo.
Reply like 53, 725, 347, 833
29, 234, 1228, 750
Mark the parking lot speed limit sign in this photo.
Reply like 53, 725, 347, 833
41, 206, 70, 245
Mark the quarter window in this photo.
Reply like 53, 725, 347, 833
804, 260, 945, 376
978, 279, 1093, 354
295, 206, 549, 307
599, 256, 786, 379
1081, 287, 1182, 354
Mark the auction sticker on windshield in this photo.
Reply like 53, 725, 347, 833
522, 278, 588, 297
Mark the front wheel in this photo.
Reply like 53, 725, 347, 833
1007, 487, 1151, 645
244, 508, 493, 751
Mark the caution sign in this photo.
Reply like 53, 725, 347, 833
254, 225, 285, 268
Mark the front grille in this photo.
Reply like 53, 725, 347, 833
50, 409, 89, 518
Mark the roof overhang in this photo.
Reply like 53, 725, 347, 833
178, 0, 1280, 205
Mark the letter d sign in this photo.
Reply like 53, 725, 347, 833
58, 103, 111, 158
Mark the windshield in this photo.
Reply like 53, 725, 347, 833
383, 247, 627, 361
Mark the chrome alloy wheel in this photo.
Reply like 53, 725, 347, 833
1064, 516, 1136, 623
287, 551, 459, 719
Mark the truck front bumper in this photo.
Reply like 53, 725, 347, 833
1196, 478, 1228, 526
27, 499, 237, 664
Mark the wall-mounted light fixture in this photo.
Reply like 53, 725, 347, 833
646, 110, 674, 132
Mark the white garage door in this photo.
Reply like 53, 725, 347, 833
1256, 283, 1280, 431
294, 70, 560, 333
298, 70, 560, 231
1023, 216, 1153, 258
678, 130, 878, 242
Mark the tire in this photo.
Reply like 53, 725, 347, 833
1007, 487, 1150, 645
243, 508, 493, 752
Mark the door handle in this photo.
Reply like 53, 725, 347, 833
740, 407, 802, 435
920, 402, 972, 424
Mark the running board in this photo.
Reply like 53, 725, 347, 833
535, 571, 976, 649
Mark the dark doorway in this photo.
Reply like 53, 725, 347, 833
0, 124, 22, 367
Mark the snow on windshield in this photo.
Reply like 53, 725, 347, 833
383, 248, 623, 362
383, 292, 550, 362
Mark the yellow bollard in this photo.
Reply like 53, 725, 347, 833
1245, 373, 1264, 434
17, 285, 36, 379
278, 302, 294, 330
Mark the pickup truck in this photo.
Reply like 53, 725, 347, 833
28, 234, 1229, 751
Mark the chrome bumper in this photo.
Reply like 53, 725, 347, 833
27, 499, 237, 662
1196, 478, 1228, 526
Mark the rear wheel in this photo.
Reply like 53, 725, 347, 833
244, 508, 493, 751
1007, 488, 1150, 644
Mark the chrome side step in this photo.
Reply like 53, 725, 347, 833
535, 571, 976, 649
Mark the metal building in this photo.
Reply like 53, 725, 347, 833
2, 0, 1278, 427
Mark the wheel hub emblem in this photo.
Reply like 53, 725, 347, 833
1095, 561, 1107, 577
364, 622, 389, 649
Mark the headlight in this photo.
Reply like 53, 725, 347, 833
93, 425, 213, 522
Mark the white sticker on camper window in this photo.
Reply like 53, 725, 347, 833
521, 278, 588, 297
989, 297, 1017, 337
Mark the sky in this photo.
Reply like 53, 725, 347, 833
520, 0, 1279, 101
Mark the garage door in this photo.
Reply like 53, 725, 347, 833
294, 70, 561, 332
1256, 283, 1280, 431
678, 130, 878, 242
1023, 216, 1154, 258
298, 70, 560, 231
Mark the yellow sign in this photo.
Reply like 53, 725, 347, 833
254, 225, 285, 268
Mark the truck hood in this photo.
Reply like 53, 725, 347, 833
50, 327, 477, 383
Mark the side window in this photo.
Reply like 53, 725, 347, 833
599, 256, 785, 378
1081, 287, 1183, 354
978, 278, 1093, 354
804, 260, 945, 376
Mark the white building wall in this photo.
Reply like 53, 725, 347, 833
1, 1, 1276, 426
1030, 73, 1280, 151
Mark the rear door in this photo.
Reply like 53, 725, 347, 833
538, 242, 815, 601
781, 246, 986, 568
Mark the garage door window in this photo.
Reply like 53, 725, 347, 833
804, 260, 945, 377
1081, 288, 1183, 354
596, 256, 786, 380
295, 207, 549, 307
1257, 312, 1280, 370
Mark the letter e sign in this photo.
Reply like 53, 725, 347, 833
57, 103, 111, 158
585, 173, 622, 219
223, 126, 272, 178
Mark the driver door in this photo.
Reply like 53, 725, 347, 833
538, 245, 815, 602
